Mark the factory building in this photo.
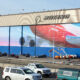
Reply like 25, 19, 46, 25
0, 8, 80, 58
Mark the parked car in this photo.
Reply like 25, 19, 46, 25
25, 63, 51, 76
2, 52, 7, 56
22, 54, 30, 57
38, 55, 47, 58
25, 54, 30, 57
57, 68, 80, 80
0, 52, 2, 57
10, 54, 16, 57
2, 67, 42, 80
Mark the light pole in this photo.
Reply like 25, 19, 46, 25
52, 30, 55, 62
21, 26, 23, 55
35, 16, 41, 57
20, 26, 25, 55
53, 42, 55, 63
8, 26, 11, 56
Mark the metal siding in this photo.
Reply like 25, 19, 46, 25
0, 9, 80, 26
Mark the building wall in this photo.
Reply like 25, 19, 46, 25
0, 9, 80, 26
0, 23, 80, 57
0, 8, 80, 57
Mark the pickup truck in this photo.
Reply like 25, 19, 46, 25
25, 63, 51, 76
57, 68, 80, 80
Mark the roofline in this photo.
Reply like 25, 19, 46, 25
0, 8, 80, 17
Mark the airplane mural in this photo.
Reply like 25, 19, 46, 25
0, 23, 80, 57
0, 24, 80, 48
30, 24, 80, 48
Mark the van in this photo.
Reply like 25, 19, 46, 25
57, 68, 80, 80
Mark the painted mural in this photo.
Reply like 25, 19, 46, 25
0, 23, 80, 57
30, 24, 80, 48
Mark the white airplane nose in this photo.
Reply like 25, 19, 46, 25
66, 36, 80, 47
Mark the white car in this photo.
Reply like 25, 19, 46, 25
2, 67, 42, 80
25, 63, 51, 76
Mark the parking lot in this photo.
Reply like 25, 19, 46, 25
0, 67, 56, 80
0, 57, 80, 80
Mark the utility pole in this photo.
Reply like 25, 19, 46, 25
21, 26, 24, 55
35, 16, 41, 57
8, 26, 11, 56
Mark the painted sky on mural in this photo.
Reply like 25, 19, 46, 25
0, 26, 36, 46
0, 0, 80, 15
0, 23, 80, 47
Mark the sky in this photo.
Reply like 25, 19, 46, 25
0, 0, 80, 15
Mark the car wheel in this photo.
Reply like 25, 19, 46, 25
25, 78, 30, 80
45, 74, 50, 78
5, 76, 11, 80
37, 71, 42, 75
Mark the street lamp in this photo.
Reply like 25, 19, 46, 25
8, 26, 11, 56
34, 16, 41, 57
19, 26, 25, 55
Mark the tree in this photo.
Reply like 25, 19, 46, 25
19, 37, 25, 46
29, 40, 35, 47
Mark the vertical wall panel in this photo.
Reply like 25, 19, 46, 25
0, 27, 9, 54
22, 26, 36, 56
10, 26, 21, 55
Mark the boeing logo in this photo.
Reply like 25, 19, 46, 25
44, 14, 70, 20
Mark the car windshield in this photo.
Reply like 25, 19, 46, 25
36, 64, 45, 68
23, 69, 34, 74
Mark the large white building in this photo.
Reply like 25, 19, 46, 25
0, 8, 80, 57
